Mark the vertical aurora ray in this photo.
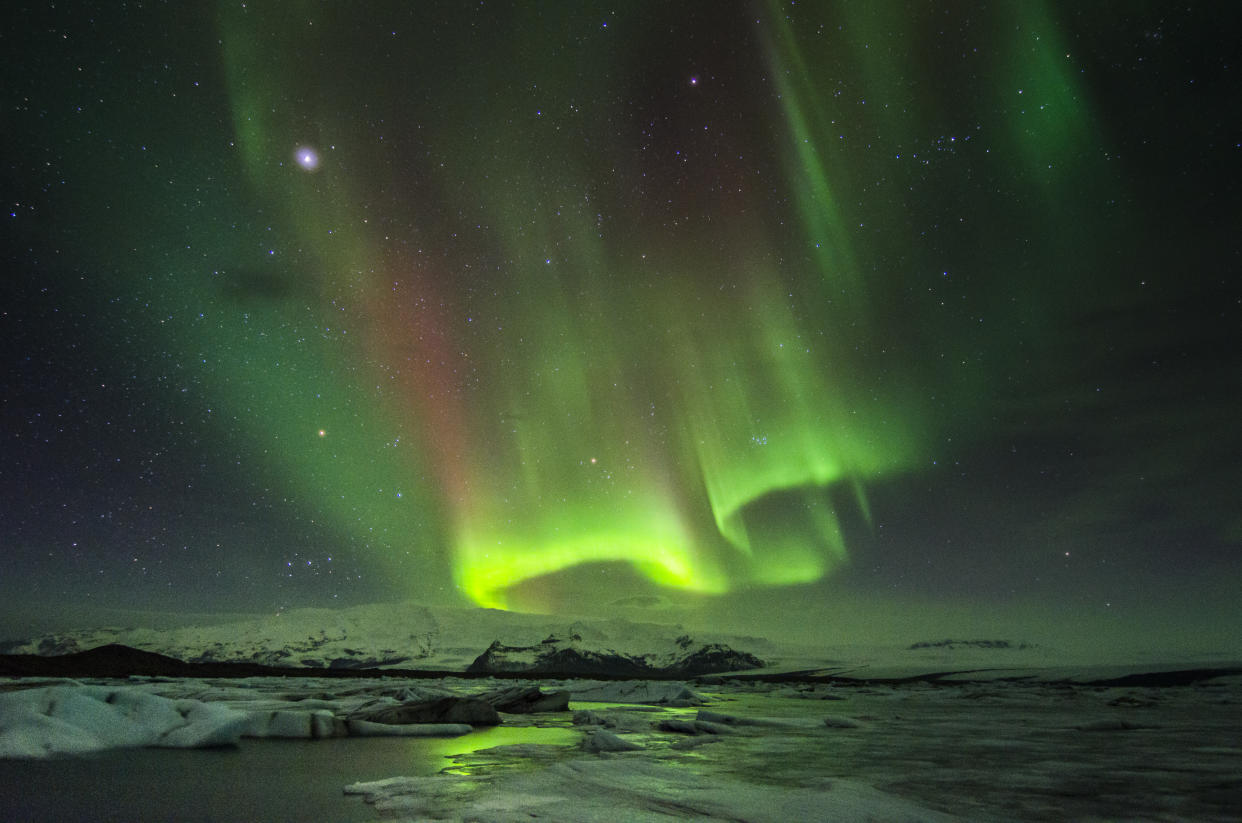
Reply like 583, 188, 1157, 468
995, 2, 1096, 195
183, 3, 459, 589
436, 160, 731, 607
761, 5, 862, 301
190, 2, 1113, 611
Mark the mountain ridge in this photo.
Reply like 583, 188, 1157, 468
0, 601, 773, 675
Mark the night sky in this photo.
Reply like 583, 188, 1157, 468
3, 2, 1239, 652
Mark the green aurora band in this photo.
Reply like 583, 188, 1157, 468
195, 2, 1101, 610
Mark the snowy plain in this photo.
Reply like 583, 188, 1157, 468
2, 670, 1241, 821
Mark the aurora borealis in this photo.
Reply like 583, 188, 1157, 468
3, 2, 1240, 650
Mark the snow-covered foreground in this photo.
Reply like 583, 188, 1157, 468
2, 672, 1241, 821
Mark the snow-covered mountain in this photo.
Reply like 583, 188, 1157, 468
467, 634, 766, 676
7, 599, 1229, 681
0, 601, 777, 673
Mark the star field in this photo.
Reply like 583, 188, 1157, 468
2, 1, 1239, 650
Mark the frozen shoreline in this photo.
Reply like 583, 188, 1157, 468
3, 671, 1240, 821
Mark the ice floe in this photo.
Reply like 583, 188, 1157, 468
343, 756, 959, 822
566, 679, 703, 705
579, 729, 643, 752
344, 719, 473, 737
0, 684, 249, 758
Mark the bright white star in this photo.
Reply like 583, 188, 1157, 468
294, 145, 320, 171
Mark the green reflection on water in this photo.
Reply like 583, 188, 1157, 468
425, 723, 583, 776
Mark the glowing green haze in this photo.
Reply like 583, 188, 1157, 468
195, 1, 1103, 610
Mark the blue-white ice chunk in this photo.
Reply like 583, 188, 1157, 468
0, 685, 249, 758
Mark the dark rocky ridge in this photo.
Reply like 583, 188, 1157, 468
908, 639, 1037, 651
1, 644, 1237, 688
466, 636, 766, 676
350, 696, 502, 726
0, 641, 765, 681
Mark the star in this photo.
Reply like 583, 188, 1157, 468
294, 145, 319, 171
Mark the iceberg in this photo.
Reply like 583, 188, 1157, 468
0, 684, 249, 758
567, 680, 704, 706
344, 719, 473, 737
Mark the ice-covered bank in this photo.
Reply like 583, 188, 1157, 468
0, 677, 709, 760
3, 671, 1241, 821
344, 758, 958, 822
0, 680, 515, 757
